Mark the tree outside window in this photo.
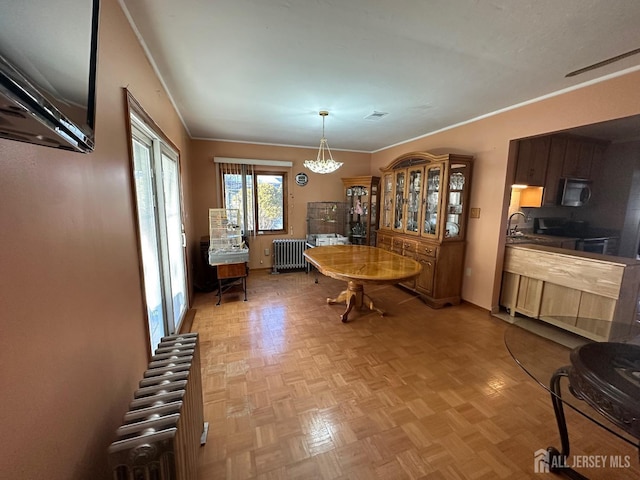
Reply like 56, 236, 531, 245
257, 174, 283, 231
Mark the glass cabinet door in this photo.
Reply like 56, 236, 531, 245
347, 185, 369, 245
393, 170, 405, 231
405, 166, 423, 234
445, 163, 469, 239
422, 165, 441, 237
381, 173, 393, 229
369, 182, 378, 245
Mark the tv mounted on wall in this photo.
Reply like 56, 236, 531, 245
0, 0, 100, 153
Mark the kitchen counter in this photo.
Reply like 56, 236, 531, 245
505, 233, 579, 249
532, 217, 621, 255
501, 244, 640, 341
505, 243, 640, 266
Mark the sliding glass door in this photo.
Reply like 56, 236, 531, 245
130, 114, 187, 353
160, 151, 187, 330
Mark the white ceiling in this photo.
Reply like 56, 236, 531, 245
120, 0, 640, 152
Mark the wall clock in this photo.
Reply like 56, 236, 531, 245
295, 172, 308, 186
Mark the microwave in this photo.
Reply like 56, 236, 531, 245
559, 178, 592, 207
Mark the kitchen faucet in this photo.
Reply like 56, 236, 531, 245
507, 211, 526, 236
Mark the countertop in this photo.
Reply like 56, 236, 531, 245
505, 233, 579, 246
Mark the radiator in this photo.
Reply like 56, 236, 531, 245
108, 332, 208, 480
272, 238, 307, 273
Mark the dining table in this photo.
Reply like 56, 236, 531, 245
303, 245, 422, 322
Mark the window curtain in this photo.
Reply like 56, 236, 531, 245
219, 162, 256, 240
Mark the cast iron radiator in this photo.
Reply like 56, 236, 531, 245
271, 238, 307, 273
108, 332, 208, 480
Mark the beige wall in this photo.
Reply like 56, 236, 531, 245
0, 1, 192, 479
188, 140, 370, 274
371, 70, 640, 311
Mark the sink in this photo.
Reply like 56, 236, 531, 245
506, 236, 534, 244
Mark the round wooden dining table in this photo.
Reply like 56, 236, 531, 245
303, 245, 422, 322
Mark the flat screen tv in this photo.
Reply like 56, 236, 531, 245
0, 0, 100, 153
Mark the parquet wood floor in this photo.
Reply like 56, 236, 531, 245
191, 270, 639, 479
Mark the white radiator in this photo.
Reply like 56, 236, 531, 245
108, 333, 208, 480
272, 238, 307, 273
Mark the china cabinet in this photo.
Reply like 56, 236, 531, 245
341, 176, 380, 245
378, 152, 473, 308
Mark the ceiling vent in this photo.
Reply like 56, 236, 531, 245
364, 111, 389, 121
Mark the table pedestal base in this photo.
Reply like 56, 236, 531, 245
327, 280, 385, 322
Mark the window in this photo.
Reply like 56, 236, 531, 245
256, 173, 285, 231
221, 163, 287, 235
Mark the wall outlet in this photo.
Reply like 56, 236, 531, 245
470, 208, 481, 218
264, 248, 270, 256
465, 267, 472, 277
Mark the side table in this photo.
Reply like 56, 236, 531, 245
215, 262, 248, 306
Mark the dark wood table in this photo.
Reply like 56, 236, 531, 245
303, 245, 422, 322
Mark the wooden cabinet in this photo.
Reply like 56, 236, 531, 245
501, 245, 640, 341
514, 136, 551, 186
399, 238, 419, 289
415, 254, 436, 294
542, 136, 567, 206
501, 272, 543, 318
341, 176, 380, 245
378, 151, 473, 308
377, 231, 392, 251
562, 137, 594, 179
516, 134, 610, 205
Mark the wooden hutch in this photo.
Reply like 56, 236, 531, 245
377, 152, 473, 308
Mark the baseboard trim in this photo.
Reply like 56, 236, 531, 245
179, 308, 197, 334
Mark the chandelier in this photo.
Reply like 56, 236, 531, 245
304, 111, 343, 174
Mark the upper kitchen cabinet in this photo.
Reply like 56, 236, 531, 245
341, 176, 380, 246
514, 136, 551, 186
542, 136, 567, 206
562, 137, 594, 179
378, 151, 473, 308
514, 134, 610, 206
